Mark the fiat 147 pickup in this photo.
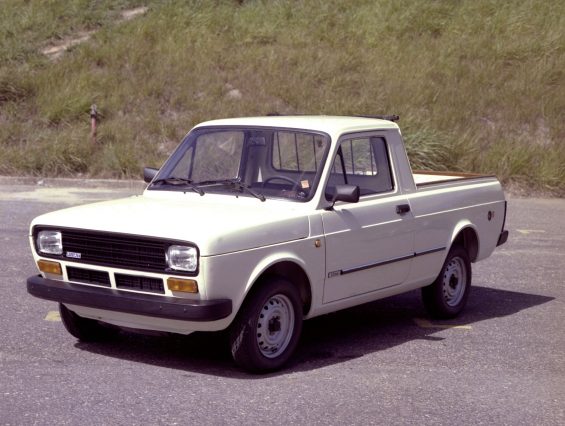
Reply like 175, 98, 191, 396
27, 115, 508, 372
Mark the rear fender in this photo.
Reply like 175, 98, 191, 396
449, 221, 480, 262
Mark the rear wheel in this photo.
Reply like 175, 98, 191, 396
229, 278, 303, 373
59, 303, 113, 342
422, 246, 472, 319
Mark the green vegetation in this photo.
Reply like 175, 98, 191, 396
1, 0, 563, 194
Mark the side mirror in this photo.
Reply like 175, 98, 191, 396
143, 167, 159, 183
326, 185, 360, 210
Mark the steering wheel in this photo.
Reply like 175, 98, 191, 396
262, 175, 301, 189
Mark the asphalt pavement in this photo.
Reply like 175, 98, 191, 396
0, 182, 564, 425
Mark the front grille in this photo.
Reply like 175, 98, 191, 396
67, 266, 111, 287
60, 229, 168, 272
115, 274, 164, 294
34, 227, 198, 276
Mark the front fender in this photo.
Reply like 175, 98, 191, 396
202, 237, 324, 325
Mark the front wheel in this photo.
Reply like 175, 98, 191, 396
59, 303, 113, 342
422, 246, 472, 319
229, 278, 303, 373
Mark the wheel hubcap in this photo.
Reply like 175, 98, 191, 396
442, 257, 467, 307
256, 294, 294, 358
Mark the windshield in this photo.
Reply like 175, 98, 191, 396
150, 127, 330, 202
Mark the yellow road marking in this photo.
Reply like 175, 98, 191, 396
44, 311, 61, 322
516, 229, 546, 235
413, 318, 472, 330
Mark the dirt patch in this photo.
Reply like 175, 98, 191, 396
41, 30, 96, 61
41, 7, 149, 61
120, 6, 149, 21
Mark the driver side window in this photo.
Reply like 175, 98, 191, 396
325, 136, 393, 200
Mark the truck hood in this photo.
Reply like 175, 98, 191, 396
30, 192, 311, 256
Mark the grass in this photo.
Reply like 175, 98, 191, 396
0, 0, 563, 194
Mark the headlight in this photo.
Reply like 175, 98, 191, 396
37, 230, 63, 255
166, 245, 198, 272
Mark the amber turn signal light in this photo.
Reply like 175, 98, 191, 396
167, 278, 198, 293
37, 260, 62, 275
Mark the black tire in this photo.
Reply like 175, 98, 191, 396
59, 303, 112, 342
229, 278, 303, 373
422, 246, 472, 319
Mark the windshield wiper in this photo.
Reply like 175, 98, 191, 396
195, 179, 266, 202
151, 177, 205, 196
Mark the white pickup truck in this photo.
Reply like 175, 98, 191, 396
27, 115, 508, 372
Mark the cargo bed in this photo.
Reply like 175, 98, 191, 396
413, 170, 495, 187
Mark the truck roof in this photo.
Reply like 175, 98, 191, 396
193, 115, 399, 136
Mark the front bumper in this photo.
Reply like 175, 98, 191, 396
27, 275, 232, 322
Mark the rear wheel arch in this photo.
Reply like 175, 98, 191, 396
451, 226, 479, 262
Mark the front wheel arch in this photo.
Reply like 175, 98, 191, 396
245, 260, 312, 316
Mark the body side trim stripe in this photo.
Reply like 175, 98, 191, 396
414, 247, 446, 257
330, 246, 446, 278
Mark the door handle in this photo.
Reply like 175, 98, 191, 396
396, 204, 411, 215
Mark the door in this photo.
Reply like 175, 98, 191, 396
321, 135, 414, 303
